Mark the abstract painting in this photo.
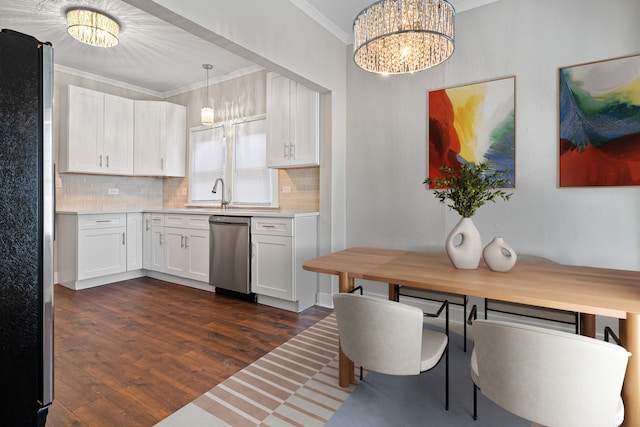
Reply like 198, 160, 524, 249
559, 54, 640, 187
428, 77, 515, 187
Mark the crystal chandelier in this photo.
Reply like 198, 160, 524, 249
201, 64, 214, 126
67, 9, 120, 48
353, 0, 455, 74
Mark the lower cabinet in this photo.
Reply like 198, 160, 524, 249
149, 214, 210, 282
251, 216, 317, 312
143, 213, 166, 272
56, 212, 141, 290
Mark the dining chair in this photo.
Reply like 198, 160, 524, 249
470, 319, 630, 426
333, 293, 450, 410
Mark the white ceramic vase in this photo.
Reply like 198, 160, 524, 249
483, 237, 517, 272
445, 217, 482, 269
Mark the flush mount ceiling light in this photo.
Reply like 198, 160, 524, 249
201, 64, 214, 126
67, 8, 120, 48
353, 0, 455, 74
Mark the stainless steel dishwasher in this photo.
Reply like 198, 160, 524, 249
209, 215, 256, 301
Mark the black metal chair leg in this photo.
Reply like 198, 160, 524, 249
473, 384, 478, 420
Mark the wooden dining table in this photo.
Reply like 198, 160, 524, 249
302, 247, 640, 427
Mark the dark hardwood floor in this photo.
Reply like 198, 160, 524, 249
46, 277, 331, 427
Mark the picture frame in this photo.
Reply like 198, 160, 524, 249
428, 76, 516, 187
559, 54, 640, 187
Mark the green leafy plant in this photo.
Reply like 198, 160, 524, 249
425, 162, 513, 218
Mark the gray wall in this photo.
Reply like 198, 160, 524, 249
347, 0, 640, 272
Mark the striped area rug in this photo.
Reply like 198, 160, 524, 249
155, 314, 355, 427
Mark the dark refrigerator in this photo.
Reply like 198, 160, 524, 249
0, 29, 55, 426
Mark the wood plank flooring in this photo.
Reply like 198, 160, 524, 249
46, 277, 331, 427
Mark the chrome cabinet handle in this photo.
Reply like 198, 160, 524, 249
95, 220, 111, 223
99, 155, 103, 167
290, 143, 295, 159
283, 143, 288, 158
180, 235, 185, 248
122, 232, 125, 245
106, 155, 109, 168
159, 233, 163, 246
145, 218, 150, 231
184, 236, 189, 249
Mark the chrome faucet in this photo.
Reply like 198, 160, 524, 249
212, 178, 231, 210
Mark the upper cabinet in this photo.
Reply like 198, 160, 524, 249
134, 100, 186, 177
59, 85, 186, 177
266, 72, 319, 168
59, 85, 134, 175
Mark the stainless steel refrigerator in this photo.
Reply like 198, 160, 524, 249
0, 29, 55, 426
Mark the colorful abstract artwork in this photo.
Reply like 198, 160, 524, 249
428, 77, 515, 187
559, 54, 640, 187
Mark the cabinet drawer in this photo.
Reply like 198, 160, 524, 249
251, 217, 293, 236
185, 215, 210, 230
164, 214, 186, 228
78, 213, 127, 230
151, 214, 165, 227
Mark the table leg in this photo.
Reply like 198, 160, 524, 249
338, 272, 355, 387
580, 313, 596, 338
620, 314, 640, 427
389, 283, 399, 302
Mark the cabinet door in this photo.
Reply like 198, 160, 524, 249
103, 94, 134, 175
291, 83, 319, 167
126, 213, 143, 271
150, 225, 165, 272
142, 213, 152, 270
77, 227, 127, 280
163, 102, 186, 177
185, 229, 209, 282
165, 227, 187, 276
266, 73, 292, 168
66, 86, 104, 173
134, 101, 164, 175
251, 234, 294, 300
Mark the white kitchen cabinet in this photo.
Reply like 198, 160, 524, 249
142, 213, 152, 269
148, 214, 166, 272
60, 85, 134, 175
251, 215, 318, 312
77, 214, 127, 280
164, 214, 210, 282
134, 100, 186, 177
56, 213, 147, 291
126, 213, 143, 271
266, 72, 319, 168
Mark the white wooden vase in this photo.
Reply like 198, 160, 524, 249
483, 237, 517, 272
445, 217, 482, 269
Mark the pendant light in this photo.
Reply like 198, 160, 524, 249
201, 64, 214, 126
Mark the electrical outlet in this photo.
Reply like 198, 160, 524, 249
282, 186, 291, 193
55, 178, 62, 188
181, 187, 187, 195
108, 188, 119, 195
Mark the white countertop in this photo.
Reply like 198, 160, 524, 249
56, 208, 319, 218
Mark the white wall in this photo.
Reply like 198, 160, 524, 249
347, 0, 640, 273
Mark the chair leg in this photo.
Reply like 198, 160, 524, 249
473, 385, 478, 420
445, 302, 449, 410
463, 298, 468, 352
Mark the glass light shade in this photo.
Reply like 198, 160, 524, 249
201, 107, 214, 126
67, 9, 119, 48
353, 0, 455, 74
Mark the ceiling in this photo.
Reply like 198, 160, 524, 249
0, 0, 497, 97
